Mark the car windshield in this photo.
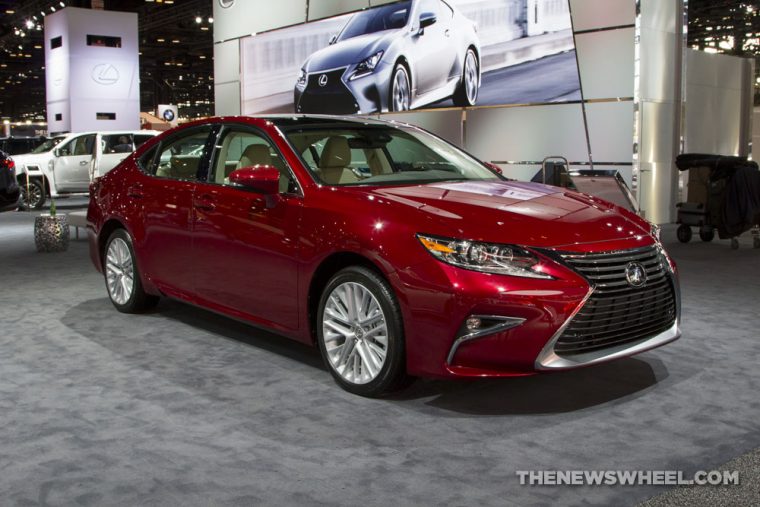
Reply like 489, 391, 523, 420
338, 1, 411, 41
283, 125, 501, 187
31, 136, 65, 154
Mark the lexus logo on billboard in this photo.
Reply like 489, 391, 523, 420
318, 74, 328, 87
91, 63, 119, 85
219, 0, 235, 7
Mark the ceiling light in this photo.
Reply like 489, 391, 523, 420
208, 17, 213, 23
60, 2, 65, 6
50, 6, 56, 12
25, 20, 34, 29
195, 16, 202, 24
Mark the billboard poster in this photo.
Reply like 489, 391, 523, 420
240, 0, 580, 115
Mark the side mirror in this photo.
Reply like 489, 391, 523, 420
484, 161, 503, 175
228, 165, 280, 194
419, 12, 437, 29
53, 149, 60, 157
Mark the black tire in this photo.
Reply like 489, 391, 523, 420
452, 48, 479, 107
676, 224, 692, 243
699, 228, 714, 242
389, 64, 411, 112
20, 178, 46, 210
316, 266, 409, 397
103, 229, 159, 313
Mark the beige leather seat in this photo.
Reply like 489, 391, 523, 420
236, 144, 273, 170
319, 137, 359, 184
233, 143, 290, 192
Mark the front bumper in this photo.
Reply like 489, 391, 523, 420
294, 63, 394, 115
395, 243, 681, 379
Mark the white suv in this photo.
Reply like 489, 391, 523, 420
15, 130, 159, 209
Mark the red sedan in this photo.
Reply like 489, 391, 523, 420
87, 115, 681, 396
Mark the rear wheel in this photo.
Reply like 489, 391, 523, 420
317, 266, 408, 397
104, 229, 159, 313
20, 178, 46, 210
676, 224, 692, 243
453, 49, 479, 107
699, 228, 714, 242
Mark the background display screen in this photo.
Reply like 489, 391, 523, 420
240, 0, 580, 115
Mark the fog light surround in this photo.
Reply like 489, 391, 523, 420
447, 315, 526, 365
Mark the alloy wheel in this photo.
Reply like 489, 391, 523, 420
22, 182, 44, 209
105, 237, 135, 305
322, 281, 389, 384
392, 67, 410, 111
464, 50, 479, 105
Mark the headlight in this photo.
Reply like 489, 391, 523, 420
650, 223, 661, 242
296, 69, 307, 90
417, 234, 552, 279
350, 50, 383, 80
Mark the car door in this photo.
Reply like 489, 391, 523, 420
192, 125, 303, 331
410, 0, 457, 95
132, 125, 216, 298
54, 134, 96, 192
96, 133, 134, 178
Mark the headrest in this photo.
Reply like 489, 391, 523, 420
320, 137, 351, 169
238, 144, 273, 169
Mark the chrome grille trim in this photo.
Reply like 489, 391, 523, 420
535, 244, 681, 370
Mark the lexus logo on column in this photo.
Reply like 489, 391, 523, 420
625, 262, 647, 288
91, 63, 119, 85
318, 74, 328, 87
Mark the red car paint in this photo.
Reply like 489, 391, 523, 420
88, 116, 680, 379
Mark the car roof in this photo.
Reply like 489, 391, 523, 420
232, 114, 401, 129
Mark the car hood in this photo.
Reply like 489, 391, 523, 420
363, 180, 651, 249
304, 31, 395, 72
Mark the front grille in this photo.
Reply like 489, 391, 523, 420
297, 68, 359, 114
554, 245, 677, 356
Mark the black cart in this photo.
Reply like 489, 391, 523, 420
675, 154, 760, 249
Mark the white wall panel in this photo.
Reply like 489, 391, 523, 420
214, 82, 242, 116
569, 0, 635, 31
464, 104, 589, 164
638, 28, 677, 102
380, 110, 464, 147
308, 0, 369, 21
575, 28, 634, 99
639, 0, 678, 33
585, 101, 633, 162
684, 50, 748, 156
213, 0, 307, 43
214, 40, 240, 85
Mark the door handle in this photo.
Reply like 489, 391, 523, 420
80, 160, 90, 166
194, 194, 216, 211
445, 29, 450, 37
127, 185, 144, 199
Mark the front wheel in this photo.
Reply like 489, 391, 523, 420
104, 229, 159, 313
317, 266, 408, 397
390, 64, 411, 112
20, 178, 46, 210
453, 49, 479, 107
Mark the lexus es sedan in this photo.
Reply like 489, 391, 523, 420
87, 115, 681, 397
294, 0, 480, 114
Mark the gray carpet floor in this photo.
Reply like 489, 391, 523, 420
0, 201, 758, 506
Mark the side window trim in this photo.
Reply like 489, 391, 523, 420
139, 125, 215, 180
205, 123, 303, 196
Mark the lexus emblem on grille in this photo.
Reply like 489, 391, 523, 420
318, 74, 328, 87
625, 262, 647, 287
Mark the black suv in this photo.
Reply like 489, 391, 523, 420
0, 150, 20, 212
